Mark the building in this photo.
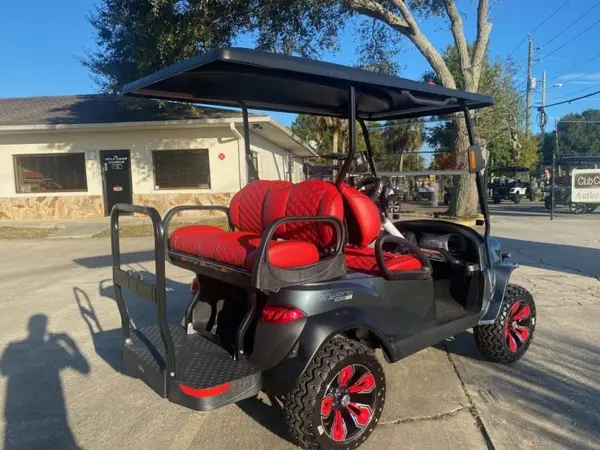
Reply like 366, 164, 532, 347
0, 95, 315, 220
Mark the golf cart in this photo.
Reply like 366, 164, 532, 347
111, 48, 536, 450
544, 155, 600, 214
490, 166, 535, 204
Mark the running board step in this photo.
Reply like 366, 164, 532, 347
123, 324, 261, 411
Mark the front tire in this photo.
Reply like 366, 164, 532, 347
473, 284, 536, 364
283, 336, 386, 450
493, 196, 501, 204
512, 194, 521, 204
569, 202, 586, 214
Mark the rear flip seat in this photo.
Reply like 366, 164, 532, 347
169, 180, 343, 270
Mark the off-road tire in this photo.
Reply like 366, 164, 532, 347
473, 284, 536, 364
493, 196, 501, 204
512, 194, 521, 204
283, 336, 386, 450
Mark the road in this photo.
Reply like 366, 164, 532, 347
0, 211, 599, 450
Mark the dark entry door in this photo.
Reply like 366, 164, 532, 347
101, 150, 133, 216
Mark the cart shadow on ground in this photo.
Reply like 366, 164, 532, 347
72, 273, 296, 444
0, 314, 90, 450
496, 237, 600, 279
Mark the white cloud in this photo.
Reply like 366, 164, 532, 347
560, 72, 600, 81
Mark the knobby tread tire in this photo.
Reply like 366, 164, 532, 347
282, 336, 384, 450
473, 284, 536, 364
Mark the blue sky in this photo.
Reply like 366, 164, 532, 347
2, 0, 600, 130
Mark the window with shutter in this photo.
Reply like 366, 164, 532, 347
152, 149, 211, 189
14, 153, 88, 193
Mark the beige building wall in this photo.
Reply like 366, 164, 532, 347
0, 124, 303, 219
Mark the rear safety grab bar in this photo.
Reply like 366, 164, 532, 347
110, 203, 176, 391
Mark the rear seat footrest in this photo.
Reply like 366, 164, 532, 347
123, 324, 261, 411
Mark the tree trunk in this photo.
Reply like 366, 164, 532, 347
449, 120, 479, 218
399, 152, 404, 172
332, 130, 339, 154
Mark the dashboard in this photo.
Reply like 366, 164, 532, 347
418, 233, 469, 255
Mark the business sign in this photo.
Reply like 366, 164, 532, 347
571, 169, 600, 203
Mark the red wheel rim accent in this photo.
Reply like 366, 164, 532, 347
320, 364, 377, 443
504, 300, 533, 353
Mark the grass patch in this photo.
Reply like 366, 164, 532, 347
0, 226, 59, 239
93, 218, 230, 238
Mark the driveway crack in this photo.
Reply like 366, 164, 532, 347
444, 345, 496, 450
379, 405, 468, 426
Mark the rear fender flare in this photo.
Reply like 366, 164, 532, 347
261, 308, 391, 395
478, 263, 517, 325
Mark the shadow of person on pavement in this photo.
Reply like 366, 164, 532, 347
0, 315, 90, 450
74, 286, 133, 377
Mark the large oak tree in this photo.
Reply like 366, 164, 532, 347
86, 0, 495, 217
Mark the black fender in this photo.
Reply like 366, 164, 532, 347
478, 262, 517, 325
260, 307, 392, 396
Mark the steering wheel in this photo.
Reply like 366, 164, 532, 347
355, 176, 384, 201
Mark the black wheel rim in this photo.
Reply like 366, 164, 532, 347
320, 364, 377, 443
504, 300, 533, 353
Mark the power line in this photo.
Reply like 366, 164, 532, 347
537, 89, 600, 108
539, 0, 600, 49
509, 0, 573, 54
547, 51, 600, 82
540, 17, 600, 61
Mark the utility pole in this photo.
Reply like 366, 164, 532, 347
526, 37, 534, 135
539, 71, 547, 177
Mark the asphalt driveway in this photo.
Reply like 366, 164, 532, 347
0, 214, 598, 450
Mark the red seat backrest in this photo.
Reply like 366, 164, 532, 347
229, 180, 292, 234
229, 179, 345, 249
265, 180, 344, 248
338, 184, 381, 247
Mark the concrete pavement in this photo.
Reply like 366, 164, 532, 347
0, 213, 599, 449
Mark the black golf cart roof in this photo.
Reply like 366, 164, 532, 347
555, 155, 600, 166
493, 166, 530, 173
122, 48, 494, 120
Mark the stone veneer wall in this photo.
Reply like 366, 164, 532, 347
0, 193, 233, 220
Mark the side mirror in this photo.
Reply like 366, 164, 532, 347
467, 144, 486, 173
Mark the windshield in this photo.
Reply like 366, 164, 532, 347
344, 116, 473, 216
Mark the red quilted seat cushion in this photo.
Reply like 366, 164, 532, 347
171, 230, 319, 270
345, 245, 422, 276
169, 225, 227, 255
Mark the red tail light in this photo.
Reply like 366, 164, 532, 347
191, 278, 199, 295
261, 305, 305, 324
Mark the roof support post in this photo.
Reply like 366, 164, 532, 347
336, 86, 356, 186
241, 104, 259, 183
463, 106, 492, 268
358, 119, 377, 177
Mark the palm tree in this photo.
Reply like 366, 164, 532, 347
383, 119, 425, 171
303, 116, 348, 154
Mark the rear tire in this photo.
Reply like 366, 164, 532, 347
283, 336, 386, 450
493, 197, 501, 204
473, 284, 536, 364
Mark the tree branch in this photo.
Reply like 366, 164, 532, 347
349, 0, 411, 34
443, 0, 471, 86
387, 0, 456, 89
471, 0, 493, 89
